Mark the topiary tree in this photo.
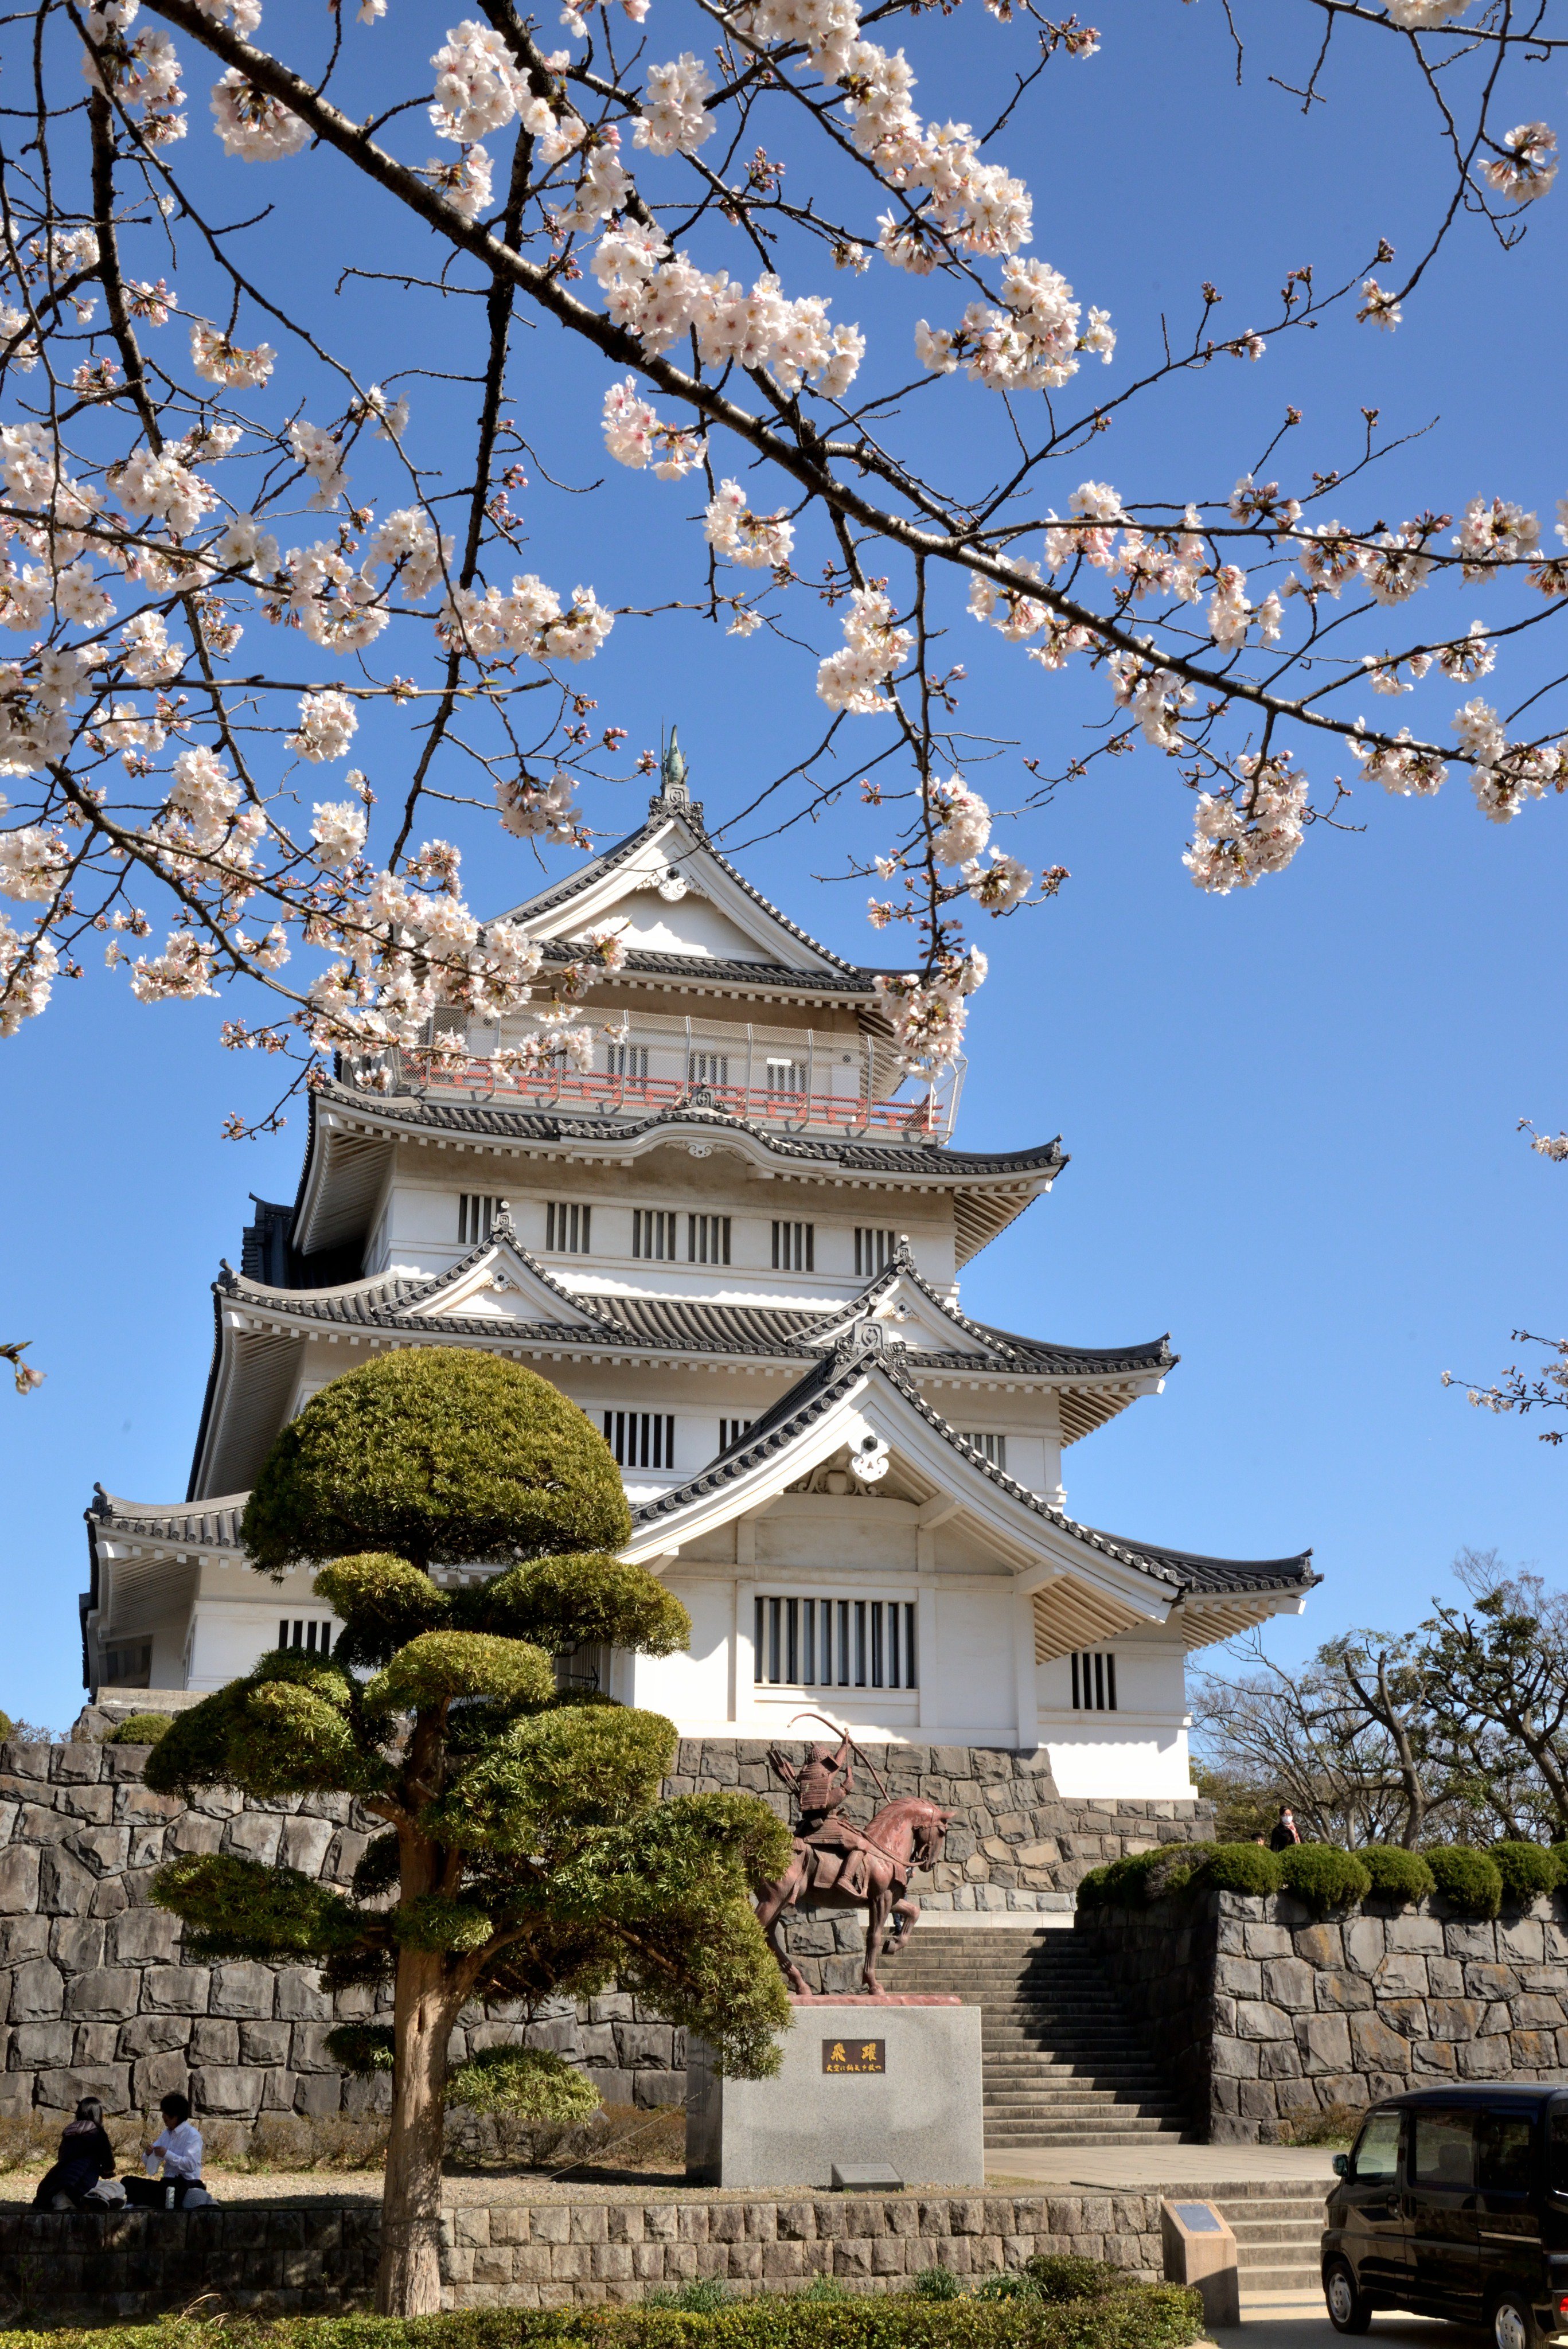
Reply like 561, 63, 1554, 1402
1358, 1847, 1436, 1906
1278, 1844, 1372, 1916
102, 1712, 173, 1746
144, 1348, 793, 2319
1425, 1844, 1505, 1919
1489, 1840, 1562, 1907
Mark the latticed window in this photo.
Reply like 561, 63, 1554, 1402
718, 1418, 754, 1452
855, 1227, 898, 1277
689, 1213, 731, 1265
772, 1220, 814, 1271
279, 1619, 333, 1657
960, 1433, 1008, 1470
458, 1193, 498, 1245
754, 1595, 918, 1689
545, 1201, 591, 1254
603, 1411, 676, 1469
688, 1052, 729, 1087
102, 1642, 151, 1684
607, 1041, 649, 1080
766, 1058, 805, 1095
1070, 1650, 1117, 1711
633, 1209, 678, 1260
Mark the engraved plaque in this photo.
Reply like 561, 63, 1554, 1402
822, 2037, 886, 2074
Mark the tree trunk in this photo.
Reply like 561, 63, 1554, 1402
376, 1947, 456, 2317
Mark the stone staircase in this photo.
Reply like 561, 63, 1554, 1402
1184, 2179, 1327, 2297
880, 1925, 1189, 2149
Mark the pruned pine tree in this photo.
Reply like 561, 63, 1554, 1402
144, 1347, 793, 2319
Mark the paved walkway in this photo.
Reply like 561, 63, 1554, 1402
984, 2145, 1339, 2190
1211, 2313, 1471, 2349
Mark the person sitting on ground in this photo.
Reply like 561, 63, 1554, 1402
122, 2094, 209, 2208
1269, 1805, 1302, 1852
33, 2096, 116, 2210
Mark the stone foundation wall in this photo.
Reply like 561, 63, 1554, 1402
1079, 1888, 1568, 2144
1, 1736, 1212, 2118
0, 2191, 1168, 2323
673, 1742, 1215, 1939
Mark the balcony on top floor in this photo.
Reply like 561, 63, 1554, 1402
351, 1012, 965, 1146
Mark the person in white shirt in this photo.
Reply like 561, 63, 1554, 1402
123, 2094, 210, 2208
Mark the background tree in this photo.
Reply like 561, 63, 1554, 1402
1418, 1548, 1568, 1841
145, 1347, 793, 2319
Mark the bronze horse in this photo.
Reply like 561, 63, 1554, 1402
754, 1795, 954, 1994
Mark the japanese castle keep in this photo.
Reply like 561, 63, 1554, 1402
81, 750, 1317, 1892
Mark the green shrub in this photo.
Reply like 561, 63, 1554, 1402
0, 2291, 1208, 2349
1278, 1843, 1372, 1914
908, 2269, 965, 2301
1188, 1841, 1284, 1898
1078, 1847, 1200, 1911
446, 2047, 601, 2122
1024, 2255, 1131, 2302
973, 2276, 1039, 2304
1357, 1847, 1435, 1905
102, 1712, 173, 1746
1490, 1841, 1562, 1906
645, 2282, 735, 2313
1425, 1844, 1504, 1919
241, 1348, 633, 1573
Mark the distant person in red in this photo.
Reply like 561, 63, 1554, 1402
1269, 1806, 1302, 1852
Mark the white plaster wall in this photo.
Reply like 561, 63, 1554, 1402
184, 1599, 334, 1691
1042, 1722, 1196, 1800
932, 1582, 1016, 1733
633, 1577, 732, 1721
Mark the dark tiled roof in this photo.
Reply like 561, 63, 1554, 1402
537, 938, 881, 997
313, 1084, 1068, 1181
1087, 1532, 1319, 1597
89, 1485, 247, 1548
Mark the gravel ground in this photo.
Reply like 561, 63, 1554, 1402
0, 2167, 1012, 2209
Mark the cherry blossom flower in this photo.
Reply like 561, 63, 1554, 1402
1454, 495, 1540, 580
190, 321, 276, 387
210, 70, 310, 160
963, 848, 1032, 912
602, 379, 707, 478
705, 482, 796, 569
310, 798, 368, 869
429, 21, 528, 141
1358, 279, 1402, 330
440, 574, 614, 664
926, 777, 991, 864
0, 825, 71, 900
1483, 123, 1558, 204
496, 771, 582, 842
0, 914, 57, 1036
1349, 726, 1448, 796
635, 55, 716, 156
816, 587, 912, 713
1183, 752, 1308, 892
289, 689, 359, 763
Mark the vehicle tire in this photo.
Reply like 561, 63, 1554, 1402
1492, 2289, 1538, 2349
1325, 2261, 1374, 2335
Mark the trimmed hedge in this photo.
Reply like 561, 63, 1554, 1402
1357, 1847, 1436, 1905
3, 2288, 1208, 2349
1490, 1841, 1562, 1906
1425, 1845, 1504, 1919
1188, 1841, 1284, 1897
1278, 1843, 1372, 1914
1073, 1847, 1199, 1910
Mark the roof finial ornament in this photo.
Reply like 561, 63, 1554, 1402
661, 727, 689, 803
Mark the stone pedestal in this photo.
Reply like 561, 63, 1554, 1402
686, 1995, 984, 2189
1160, 2198, 1239, 2328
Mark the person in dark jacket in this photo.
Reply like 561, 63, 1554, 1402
1269, 1805, 1302, 1852
33, 2098, 116, 2210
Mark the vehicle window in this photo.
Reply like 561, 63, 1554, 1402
1351, 2112, 1402, 2183
1413, 2112, 1476, 2192
1480, 2112, 1536, 2195
1549, 2103, 1568, 2194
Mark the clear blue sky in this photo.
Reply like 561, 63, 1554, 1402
3, 0, 1566, 1728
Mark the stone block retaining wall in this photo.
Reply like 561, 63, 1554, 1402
1079, 1888, 1568, 2144
1, 1736, 1214, 2117
0, 2192, 1167, 2323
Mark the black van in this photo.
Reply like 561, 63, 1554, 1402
1323, 2086, 1568, 2347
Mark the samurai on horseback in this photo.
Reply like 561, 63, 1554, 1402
754, 1714, 954, 1995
